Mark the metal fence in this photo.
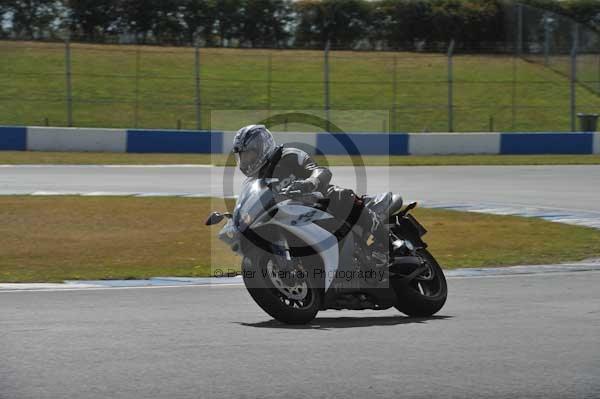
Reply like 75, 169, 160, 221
0, 4, 598, 132
509, 3, 600, 131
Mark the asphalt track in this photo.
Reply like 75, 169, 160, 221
2, 271, 600, 399
2, 165, 600, 213
2, 164, 600, 398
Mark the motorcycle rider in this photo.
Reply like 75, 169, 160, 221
232, 124, 388, 256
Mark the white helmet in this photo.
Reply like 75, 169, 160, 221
232, 125, 277, 177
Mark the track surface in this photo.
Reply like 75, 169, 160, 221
2, 165, 600, 212
2, 272, 599, 399
2, 164, 600, 398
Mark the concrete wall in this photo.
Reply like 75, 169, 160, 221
499, 132, 595, 155
409, 133, 500, 155
0, 127, 26, 150
1, 126, 599, 155
27, 127, 127, 152
316, 133, 408, 155
126, 130, 217, 153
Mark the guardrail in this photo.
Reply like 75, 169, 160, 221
1, 126, 599, 155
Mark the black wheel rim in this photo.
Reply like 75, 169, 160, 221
408, 254, 444, 297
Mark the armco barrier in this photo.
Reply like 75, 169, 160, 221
0, 126, 27, 151
1, 127, 599, 155
500, 132, 595, 154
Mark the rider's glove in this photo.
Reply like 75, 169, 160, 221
285, 179, 316, 193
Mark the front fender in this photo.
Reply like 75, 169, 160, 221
270, 219, 339, 291
242, 202, 338, 291
243, 208, 338, 291
391, 214, 428, 249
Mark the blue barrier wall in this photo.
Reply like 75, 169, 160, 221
2, 126, 599, 155
500, 133, 594, 154
315, 133, 408, 155
127, 130, 221, 153
0, 126, 27, 151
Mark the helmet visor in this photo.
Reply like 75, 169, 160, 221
235, 148, 259, 176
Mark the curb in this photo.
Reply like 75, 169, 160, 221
2, 262, 600, 292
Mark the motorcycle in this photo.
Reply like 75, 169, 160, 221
206, 178, 447, 324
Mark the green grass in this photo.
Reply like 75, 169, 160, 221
2, 151, 600, 166
1, 195, 600, 283
1, 41, 599, 132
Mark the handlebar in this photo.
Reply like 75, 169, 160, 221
276, 189, 324, 202
264, 178, 324, 202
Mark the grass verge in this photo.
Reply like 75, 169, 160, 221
2, 151, 600, 166
1, 196, 600, 283
2, 41, 600, 132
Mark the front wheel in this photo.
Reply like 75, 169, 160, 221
242, 252, 322, 324
392, 249, 447, 317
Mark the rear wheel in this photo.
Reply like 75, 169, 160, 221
392, 249, 447, 317
243, 252, 322, 324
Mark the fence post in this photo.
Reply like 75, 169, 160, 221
267, 53, 272, 119
194, 40, 202, 130
570, 23, 578, 132
516, 4, 523, 57
324, 40, 331, 132
543, 13, 550, 67
65, 38, 73, 127
597, 51, 600, 94
447, 40, 455, 133
511, 54, 517, 130
391, 54, 397, 132
510, 28, 519, 131
134, 46, 140, 128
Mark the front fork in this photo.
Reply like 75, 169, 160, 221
271, 235, 306, 285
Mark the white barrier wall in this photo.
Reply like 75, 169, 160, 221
219, 132, 235, 154
2, 126, 597, 155
27, 127, 127, 152
222, 131, 318, 155
409, 133, 501, 155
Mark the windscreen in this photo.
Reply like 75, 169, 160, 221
233, 178, 276, 231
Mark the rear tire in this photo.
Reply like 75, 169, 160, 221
243, 251, 322, 324
392, 249, 447, 317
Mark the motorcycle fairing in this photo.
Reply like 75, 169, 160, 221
257, 203, 340, 291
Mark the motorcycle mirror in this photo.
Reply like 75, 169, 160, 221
399, 202, 418, 216
204, 212, 231, 226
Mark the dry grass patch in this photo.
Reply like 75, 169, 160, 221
1, 196, 600, 283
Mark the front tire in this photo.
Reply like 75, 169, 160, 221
392, 249, 447, 317
242, 252, 322, 324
